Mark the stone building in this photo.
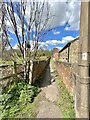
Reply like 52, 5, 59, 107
59, 37, 79, 63
54, 37, 79, 97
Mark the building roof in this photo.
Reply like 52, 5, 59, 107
59, 37, 79, 53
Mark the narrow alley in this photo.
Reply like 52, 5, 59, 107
36, 60, 63, 118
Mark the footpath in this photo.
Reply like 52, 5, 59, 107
35, 60, 63, 118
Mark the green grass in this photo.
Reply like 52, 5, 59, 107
0, 80, 41, 119
56, 79, 75, 118
38, 56, 48, 60
0, 58, 23, 66
51, 59, 75, 118
0, 59, 13, 66
0, 56, 48, 66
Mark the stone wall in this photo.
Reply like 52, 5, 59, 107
55, 38, 79, 96
69, 39, 79, 64
59, 37, 79, 64
59, 48, 68, 62
0, 64, 24, 89
0, 64, 24, 79
0, 59, 50, 88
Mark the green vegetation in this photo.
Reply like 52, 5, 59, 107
0, 58, 23, 66
0, 59, 13, 66
1, 50, 52, 65
37, 50, 52, 58
30, 50, 52, 60
56, 79, 75, 118
51, 59, 75, 118
0, 80, 41, 119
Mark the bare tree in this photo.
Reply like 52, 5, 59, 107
2, 0, 53, 83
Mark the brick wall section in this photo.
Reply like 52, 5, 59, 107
52, 48, 59, 60
31, 58, 50, 84
55, 61, 73, 95
55, 61, 76, 96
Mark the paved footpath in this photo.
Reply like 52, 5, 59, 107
36, 60, 63, 118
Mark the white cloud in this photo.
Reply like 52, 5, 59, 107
61, 36, 75, 44
33, 36, 76, 50
56, 46, 63, 50
46, 40, 61, 45
29, 39, 62, 50
39, 44, 48, 50
49, 2, 68, 27
65, 1, 81, 30
5, 0, 81, 39
53, 30, 60, 35
10, 35, 76, 51
49, 0, 81, 30
65, 21, 80, 31
12, 44, 19, 49
16, 0, 81, 31
5, 0, 81, 51
5, 46, 10, 50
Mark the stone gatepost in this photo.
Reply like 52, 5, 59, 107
76, 1, 90, 118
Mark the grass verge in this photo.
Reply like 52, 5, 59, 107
56, 78, 75, 118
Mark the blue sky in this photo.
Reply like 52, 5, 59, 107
9, 24, 80, 50
6, 0, 81, 51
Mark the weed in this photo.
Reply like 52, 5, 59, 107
56, 78, 75, 118
1, 80, 41, 118
51, 59, 75, 118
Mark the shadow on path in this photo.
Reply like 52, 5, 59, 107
36, 60, 63, 118
40, 64, 52, 88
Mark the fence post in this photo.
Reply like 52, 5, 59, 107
76, 2, 90, 118
29, 60, 33, 84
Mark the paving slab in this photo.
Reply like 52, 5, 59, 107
36, 60, 63, 118
42, 82, 59, 103
37, 100, 63, 118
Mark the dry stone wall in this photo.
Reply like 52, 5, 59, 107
0, 64, 24, 89
59, 48, 68, 62
69, 39, 79, 64
59, 38, 79, 64
0, 59, 50, 89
